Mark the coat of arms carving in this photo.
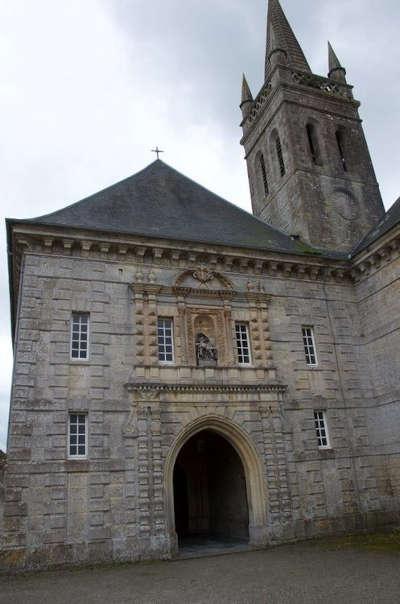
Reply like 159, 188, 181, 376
192, 267, 215, 284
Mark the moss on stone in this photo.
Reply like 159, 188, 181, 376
311, 529, 400, 554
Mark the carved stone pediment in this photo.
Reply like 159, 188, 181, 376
175, 268, 233, 290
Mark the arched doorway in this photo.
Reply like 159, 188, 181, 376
164, 415, 268, 553
173, 430, 249, 546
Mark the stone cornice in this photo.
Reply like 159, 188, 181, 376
350, 225, 400, 283
10, 222, 398, 307
6, 222, 357, 337
9, 226, 352, 282
131, 282, 272, 303
124, 382, 287, 395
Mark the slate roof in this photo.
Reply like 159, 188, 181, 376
11, 160, 318, 256
352, 197, 400, 255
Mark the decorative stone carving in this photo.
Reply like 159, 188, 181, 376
189, 312, 225, 366
133, 269, 156, 283
332, 191, 359, 221
123, 405, 139, 438
247, 280, 265, 292
196, 333, 218, 366
123, 390, 161, 437
192, 267, 214, 284
124, 382, 287, 395
175, 268, 233, 290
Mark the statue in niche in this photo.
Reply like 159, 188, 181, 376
196, 332, 218, 367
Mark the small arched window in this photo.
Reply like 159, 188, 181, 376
259, 153, 269, 196
306, 123, 322, 165
275, 135, 286, 177
335, 129, 348, 172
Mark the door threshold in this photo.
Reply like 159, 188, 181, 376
175, 539, 252, 560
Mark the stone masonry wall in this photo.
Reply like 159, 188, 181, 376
355, 252, 400, 517
1, 244, 396, 570
267, 274, 381, 535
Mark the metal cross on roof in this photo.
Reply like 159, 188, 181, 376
151, 146, 164, 160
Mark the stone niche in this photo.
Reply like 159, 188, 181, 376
174, 268, 234, 367
131, 266, 273, 377
187, 309, 229, 367
194, 314, 218, 367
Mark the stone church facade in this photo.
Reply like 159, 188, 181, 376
2, 0, 400, 570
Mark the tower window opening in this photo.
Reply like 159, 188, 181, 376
306, 123, 322, 165
259, 153, 269, 196
335, 130, 348, 172
275, 136, 286, 177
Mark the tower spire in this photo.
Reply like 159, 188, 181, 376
328, 41, 347, 84
242, 0, 385, 253
240, 74, 254, 122
265, 0, 311, 79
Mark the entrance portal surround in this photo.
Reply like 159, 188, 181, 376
164, 415, 268, 553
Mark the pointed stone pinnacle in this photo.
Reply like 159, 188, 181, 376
328, 41, 346, 82
241, 74, 253, 105
328, 41, 342, 71
265, 0, 311, 79
240, 74, 254, 120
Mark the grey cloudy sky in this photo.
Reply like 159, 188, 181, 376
0, 0, 399, 450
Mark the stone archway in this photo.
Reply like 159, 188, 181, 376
164, 415, 268, 553
173, 430, 249, 545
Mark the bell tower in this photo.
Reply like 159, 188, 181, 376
240, 0, 385, 252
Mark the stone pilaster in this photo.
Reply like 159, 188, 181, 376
259, 399, 293, 540
136, 393, 168, 556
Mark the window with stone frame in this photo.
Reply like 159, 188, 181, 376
157, 317, 175, 363
314, 410, 330, 449
302, 326, 318, 366
68, 413, 88, 458
70, 312, 90, 360
306, 122, 322, 166
258, 152, 269, 196
335, 128, 348, 172
235, 322, 252, 365
275, 134, 286, 177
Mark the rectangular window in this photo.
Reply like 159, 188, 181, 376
235, 322, 251, 365
314, 410, 330, 449
302, 326, 317, 366
68, 413, 88, 458
157, 317, 174, 363
70, 312, 90, 360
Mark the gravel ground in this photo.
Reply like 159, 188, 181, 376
1, 542, 399, 604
